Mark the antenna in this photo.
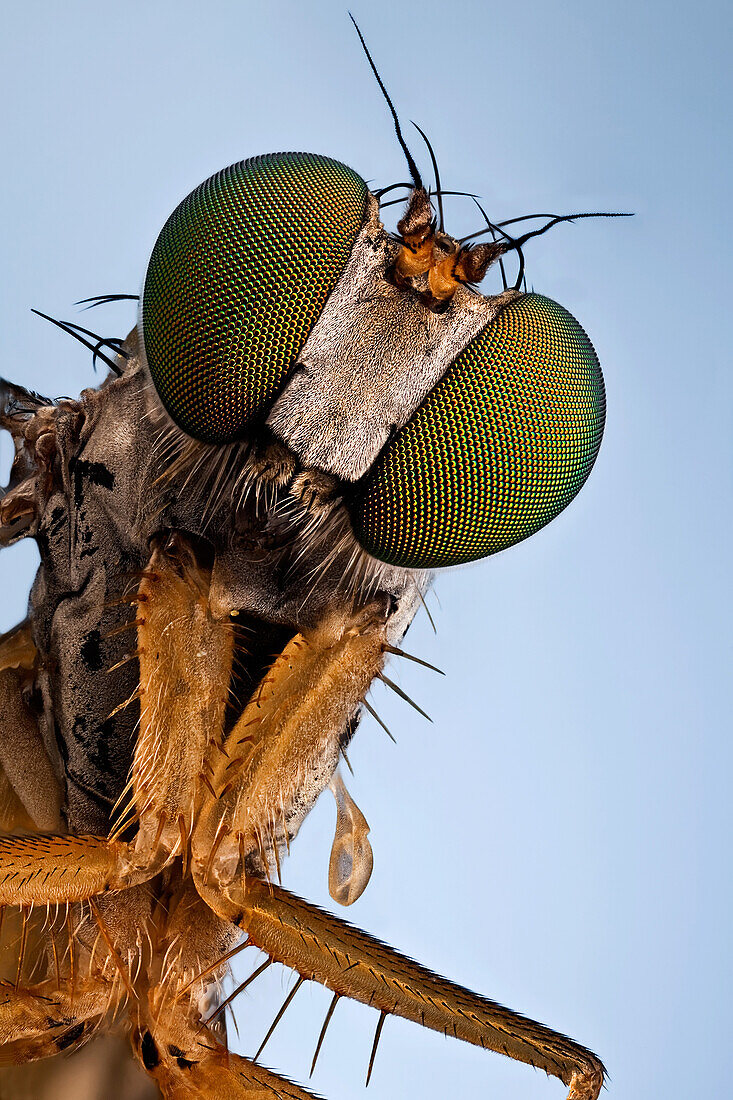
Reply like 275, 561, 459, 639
411, 121, 445, 231
349, 14, 423, 190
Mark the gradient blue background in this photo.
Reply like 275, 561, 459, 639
1, 2, 730, 1097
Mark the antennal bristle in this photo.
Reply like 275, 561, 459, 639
458, 210, 632, 291
349, 13, 423, 190
472, 198, 509, 290
460, 210, 633, 246
411, 121, 445, 231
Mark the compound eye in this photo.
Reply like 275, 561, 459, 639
349, 294, 605, 569
141, 152, 368, 442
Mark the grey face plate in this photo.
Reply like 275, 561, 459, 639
267, 195, 518, 482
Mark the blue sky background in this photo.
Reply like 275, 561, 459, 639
1, 2, 731, 1097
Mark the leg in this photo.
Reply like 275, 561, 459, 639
172, 1058, 323, 1099
0, 1034, 160, 1100
0, 625, 66, 1002
0, 555, 383, 910
0, 536, 233, 907
203, 878, 604, 1100
130, 880, 320, 1100
191, 603, 388, 889
0, 770, 35, 836
127, 534, 232, 863
0, 978, 111, 1065
0, 622, 62, 833
0, 633, 82, 918
134, 1039, 323, 1100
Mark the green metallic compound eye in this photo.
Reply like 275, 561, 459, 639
349, 293, 605, 569
141, 152, 368, 442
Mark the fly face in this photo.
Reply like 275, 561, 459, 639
139, 151, 607, 578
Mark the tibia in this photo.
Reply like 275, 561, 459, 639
222, 880, 605, 1100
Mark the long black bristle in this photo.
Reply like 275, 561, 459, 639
366, 1010, 388, 1087
75, 293, 139, 311
380, 188, 477, 211
252, 975, 305, 1062
310, 992, 340, 1077
203, 957, 273, 1026
349, 13, 423, 190
411, 121, 445, 231
373, 181, 414, 199
49, 316, 129, 357
460, 210, 633, 246
472, 198, 509, 290
376, 672, 432, 722
31, 309, 125, 376
458, 210, 632, 291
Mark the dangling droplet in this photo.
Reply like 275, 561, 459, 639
328, 771, 373, 906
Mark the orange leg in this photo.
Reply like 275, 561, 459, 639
0, 978, 111, 1065
0, 622, 62, 833
191, 604, 387, 890
130, 881, 319, 1100
202, 878, 604, 1100
127, 535, 232, 864
0, 536, 233, 909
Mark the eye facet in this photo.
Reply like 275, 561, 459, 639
349, 293, 606, 569
141, 152, 368, 442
